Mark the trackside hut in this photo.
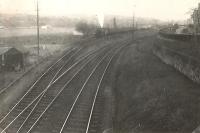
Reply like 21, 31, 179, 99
0, 47, 24, 71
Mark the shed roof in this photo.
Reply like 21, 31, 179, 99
0, 47, 13, 55
0, 46, 27, 55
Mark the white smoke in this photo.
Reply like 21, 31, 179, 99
97, 13, 104, 28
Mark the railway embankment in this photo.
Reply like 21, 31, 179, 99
112, 33, 200, 133
153, 34, 200, 133
154, 34, 200, 84
153, 44, 200, 84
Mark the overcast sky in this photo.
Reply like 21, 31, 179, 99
0, 0, 200, 21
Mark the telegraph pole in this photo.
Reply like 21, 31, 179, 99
37, 0, 40, 56
132, 11, 135, 40
131, 5, 135, 41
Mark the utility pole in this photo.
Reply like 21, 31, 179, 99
37, 0, 40, 56
113, 17, 117, 29
132, 13, 134, 40
132, 5, 136, 41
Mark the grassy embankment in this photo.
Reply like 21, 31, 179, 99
111, 32, 200, 133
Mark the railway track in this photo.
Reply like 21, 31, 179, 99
0, 47, 77, 118
0, 38, 131, 133
0, 44, 109, 132
27, 45, 122, 133
18, 46, 114, 133
0, 47, 77, 95
59, 44, 127, 133
0, 47, 79, 125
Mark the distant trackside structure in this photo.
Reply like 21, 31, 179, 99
0, 47, 24, 71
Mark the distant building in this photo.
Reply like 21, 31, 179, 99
0, 47, 24, 71
176, 25, 193, 34
41, 25, 52, 29
0, 26, 5, 29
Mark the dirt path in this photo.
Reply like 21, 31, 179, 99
112, 35, 200, 133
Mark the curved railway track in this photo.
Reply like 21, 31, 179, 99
17, 45, 114, 133
0, 44, 110, 132
0, 47, 77, 120
0, 47, 79, 128
0, 47, 77, 96
59, 44, 128, 133
0, 38, 131, 133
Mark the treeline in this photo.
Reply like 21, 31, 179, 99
0, 14, 84, 28
75, 21, 98, 36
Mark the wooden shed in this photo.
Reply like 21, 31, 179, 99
0, 47, 24, 71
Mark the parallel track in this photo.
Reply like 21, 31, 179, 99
27, 44, 121, 133
0, 37, 131, 133
0, 47, 77, 120
0, 40, 115, 120
17, 45, 113, 133
0, 47, 80, 131
59, 44, 129, 133
0, 41, 116, 133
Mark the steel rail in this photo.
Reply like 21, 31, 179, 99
15, 47, 82, 133
25, 45, 116, 133
85, 43, 129, 133
58, 44, 122, 133
0, 44, 111, 133
25, 41, 130, 133
1, 33, 145, 133
49, 47, 82, 85
15, 46, 106, 133
0, 47, 76, 124
0, 47, 81, 133
0, 47, 76, 95
0, 45, 104, 124
1, 38, 131, 133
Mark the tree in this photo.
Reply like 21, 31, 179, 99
75, 22, 96, 36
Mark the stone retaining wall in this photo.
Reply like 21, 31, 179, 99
153, 44, 200, 84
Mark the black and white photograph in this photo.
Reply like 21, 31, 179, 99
0, 0, 200, 133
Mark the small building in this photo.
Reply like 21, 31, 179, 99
0, 47, 24, 71
176, 25, 194, 34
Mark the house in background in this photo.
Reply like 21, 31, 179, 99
175, 25, 194, 34
0, 47, 24, 71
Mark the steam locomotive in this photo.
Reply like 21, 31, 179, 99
94, 28, 110, 38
